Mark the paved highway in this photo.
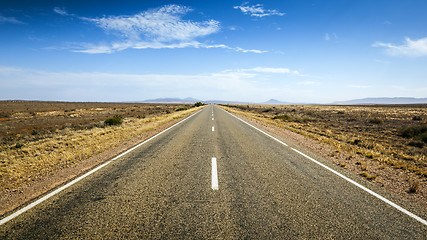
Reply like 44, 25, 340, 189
1, 105, 426, 239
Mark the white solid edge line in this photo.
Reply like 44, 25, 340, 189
290, 148, 427, 226
219, 106, 427, 226
211, 157, 219, 190
0, 108, 205, 226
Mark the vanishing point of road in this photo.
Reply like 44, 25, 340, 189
1, 105, 426, 239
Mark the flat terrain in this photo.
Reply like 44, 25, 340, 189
1, 105, 426, 239
0, 101, 191, 141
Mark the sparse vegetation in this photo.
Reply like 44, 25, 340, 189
272, 114, 291, 121
194, 102, 204, 107
104, 115, 123, 126
408, 181, 420, 193
368, 117, 384, 124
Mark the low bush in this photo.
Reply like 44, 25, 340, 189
408, 140, 424, 148
272, 114, 291, 121
408, 181, 420, 193
400, 125, 427, 138
194, 102, 203, 107
368, 118, 383, 124
105, 115, 123, 126
176, 107, 187, 111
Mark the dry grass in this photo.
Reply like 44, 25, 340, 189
0, 102, 202, 191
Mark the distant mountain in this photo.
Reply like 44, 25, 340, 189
261, 99, 289, 105
205, 99, 253, 104
141, 97, 202, 104
333, 97, 427, 105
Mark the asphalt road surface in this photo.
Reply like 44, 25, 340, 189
1, 105, 426, 239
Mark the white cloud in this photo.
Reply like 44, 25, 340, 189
239, 67, 301, 75
53, 7, 69, 16
297, 81, 319, 85
0, 15, 24, 24
72, 40, 266, 54
53, 4, 265, 54
325, 32, 338, 41
89, 5, 219, 41
373, 37, 427, 57
234, 3, 285, 18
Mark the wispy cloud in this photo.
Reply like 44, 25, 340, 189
53, 7, 69, 16
89, 5, 219, 42
234, 3, 285, 18
72, 40, 266, 54
324, 32, 338, 41
54, 5, 265, 54
373, 37, 427, 57
0, 15, 25, 24
241, 67, 297, 74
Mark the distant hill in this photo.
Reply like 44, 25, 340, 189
136, 97, 427, 105
261, 99, 289, 105
333, 97, 427, 105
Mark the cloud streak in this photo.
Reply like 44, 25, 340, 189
234, 3, 285, 18
54, 5, 265, 54
0, 15, 25, 24
373, 37, 427, 57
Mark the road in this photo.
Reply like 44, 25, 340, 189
1, 105, 426, 239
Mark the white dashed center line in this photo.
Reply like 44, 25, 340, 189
212, 126, 215, 131
211, 157, 219, 190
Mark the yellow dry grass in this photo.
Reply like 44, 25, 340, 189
0, 107, 202, 191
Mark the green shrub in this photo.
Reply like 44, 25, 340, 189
272, 114, 291, 121
412, 116, 422, 121
105, 115, 123, 126
176, 107, 187, 111
408, 140, 424, 148
368, 118, 383, 124
194, 102, 203, 107
400, 125, 427, 138
11, 143, 24, 149
419, 132, 427, 143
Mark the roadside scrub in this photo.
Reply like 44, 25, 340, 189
0, 107, 202, 191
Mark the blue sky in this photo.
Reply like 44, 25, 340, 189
1, 0, 426, 103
